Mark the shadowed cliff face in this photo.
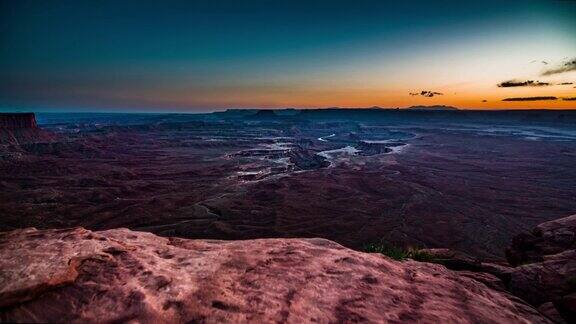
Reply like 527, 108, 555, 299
0, 113, 56, 148
0, 113, 37, 129
0, 227, 550, 323
504, 214, 576, 322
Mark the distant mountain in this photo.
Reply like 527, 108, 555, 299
405, 105, 459, 111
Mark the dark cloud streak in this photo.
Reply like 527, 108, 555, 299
497, 80, 550, 87
409, 90, 443, 97
541, 58, 576, 76
502, 96, 557, 101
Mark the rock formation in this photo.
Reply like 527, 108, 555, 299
405, 105, 459, 111
506, 214, 576, 322
0, 113, 56, 149
0, 113, 37, 129
506, 214, 576, 266
424, 214, 576, 323
0, 227, 548, 323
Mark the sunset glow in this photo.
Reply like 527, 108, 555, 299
1, 0, 575, 111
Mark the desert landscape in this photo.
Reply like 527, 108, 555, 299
2, 0, 576, 322
1, 109, 576, 322
2, 110, 576, 259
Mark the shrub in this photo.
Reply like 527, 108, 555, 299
362, 241, 436, 262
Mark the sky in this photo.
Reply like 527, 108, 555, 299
1, 0, 575, 112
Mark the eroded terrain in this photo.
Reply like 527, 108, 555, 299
1, 110, 576, 258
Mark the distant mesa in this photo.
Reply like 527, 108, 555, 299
405, 105, 459, 111
0, 113, 38, 129
0, 112, 55, 146
245, 109, 279, 119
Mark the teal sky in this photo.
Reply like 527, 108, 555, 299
1, 0, 575, 111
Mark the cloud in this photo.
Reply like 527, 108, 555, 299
497, 80, 550, 87
409, 90, 443, 97
541, 58, 576, 76
502, 96, 557, 101
562, 97, 576, 101
481, 100, 487, 102
558, 82, 573, 85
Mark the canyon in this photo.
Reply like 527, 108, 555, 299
1, 109, 576, 322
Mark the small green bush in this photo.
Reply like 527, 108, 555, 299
362, 241, 436, 262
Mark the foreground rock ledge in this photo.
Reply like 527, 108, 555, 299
0, 228, 548, 323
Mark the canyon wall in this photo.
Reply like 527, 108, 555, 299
0, 113, 37, 129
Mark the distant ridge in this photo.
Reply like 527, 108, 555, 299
405, 105, 459, 111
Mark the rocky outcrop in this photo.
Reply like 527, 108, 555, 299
419, 248, 483, 271
420, 215, 576, 322
0, 227, 548, 323
506, 214, 576, 266
509, 250, 576, 312
356, 141, 392, 156
0, 113, 57, 153
288, 147, 330, 170
0, 113, 37, 129
505, 214, 576, 322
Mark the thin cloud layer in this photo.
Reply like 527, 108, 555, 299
409, 90, 443, 97
541, 58, 576, 76
562, 97, 576, 101
558, 82, 573, 85
497, 80, 550, 87
502, 96, 557, 101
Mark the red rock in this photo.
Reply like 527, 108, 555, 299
503, 214, 576, 323
419, 248, 482, 271
537, 302, 566, 324
0, 227, 550, 323
506, 214, 576, 266
509, 250, 576, 306
456, 271, 507, 292
0, 113, 57, 147
0, 113, 37, 129
556, 292, 576, 323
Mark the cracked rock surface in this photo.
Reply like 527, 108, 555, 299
0, 227, 549, 323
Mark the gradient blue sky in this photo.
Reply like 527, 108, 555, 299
1, 0, 575, 111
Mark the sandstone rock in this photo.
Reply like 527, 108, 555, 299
456, 271, 506, 292
537, 302, 566, 324
505, 214, 576, 323
419, 248, 482, 271
479, 262, 514, 282
555, 292, 576, 323
0, 113, 55, 146
0, 113, 37, 129
506, 214, 576, 266
509, 250, 576, 306
0, 227, 549, 323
